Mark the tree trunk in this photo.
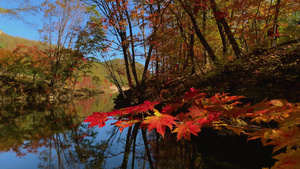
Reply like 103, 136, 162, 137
179, 0, 217, 63
210, 0, 241, 58
272, 0, 281, 46
124, 8, 140, 88
121, 40, 133, 88
188, 28, 196, 74
141, 44, 154, 90
202, 1, 208, 62
215, 15, 227, 55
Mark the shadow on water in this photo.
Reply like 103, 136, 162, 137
0, 92, 275, 169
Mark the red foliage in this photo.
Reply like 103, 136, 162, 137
141, 109, 177, 137
84, 112, 108, 128
173, 121, 201, 140
84, 88, 300, 169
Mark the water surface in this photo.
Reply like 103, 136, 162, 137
0, 92, 274, 169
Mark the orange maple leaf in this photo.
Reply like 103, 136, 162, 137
113, 119, 141, 132
271, 149, 300, 169
264, 127, 300, 154
172, 121, 201, 141
141, 109, 177, 137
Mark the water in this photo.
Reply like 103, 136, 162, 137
0, 92, 275, 169
0, 92, 121, 169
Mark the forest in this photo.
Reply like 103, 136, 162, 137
1, 0, 300, 168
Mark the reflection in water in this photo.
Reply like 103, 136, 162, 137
1, 92, 266, 169
0, 93, 117, 169
36, 123, 108, 169
114, 126, 205, 169
0, 91, 206, 169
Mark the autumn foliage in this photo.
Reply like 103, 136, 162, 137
0, 45, 51, 78
84, 88, 300, 169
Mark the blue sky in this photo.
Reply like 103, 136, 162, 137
0, 0, 42, 41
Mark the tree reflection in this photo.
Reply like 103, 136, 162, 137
37, 123, 109, 169
1, 96, 216, 169
109, 124, 206, 169
0, 98, 112, 169
114, 126, 274, 169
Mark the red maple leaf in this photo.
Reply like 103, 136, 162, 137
141, 109, 177, 137
161, 103, 179, 114
183, 88, 206, 102
195, 113, 220, 126
107, 109, 122, 116
173, 121, 201, 140
112, 119, 141, 132
119, 101, 161, 116
135, 101, 161, 113
84, 112, 108, 128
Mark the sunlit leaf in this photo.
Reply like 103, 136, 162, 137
141, 109, 177, 137
173, 121, 201, 140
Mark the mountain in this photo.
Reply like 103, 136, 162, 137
0, 29, 45, 50
0, 30, 144, 88
84, 59, 144, 88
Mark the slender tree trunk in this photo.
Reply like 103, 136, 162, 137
179, 0, 217, 63
141, 44, 154, 90
272, 0, 281, 46
210, 0, 241, 58
121, 42, 133, 88
124, 8, 140, 88
188, 28, 196, 74
253, 2, 261, 45
202, 1, 207, 62
216, 18, 227, 55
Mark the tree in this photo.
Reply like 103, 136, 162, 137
81, 0, 172, 96
77, 0, 299, 101
209, 0, 241, 58
178, 0, 217, 62
39, 0, 89, 90
0, 45, 47, 79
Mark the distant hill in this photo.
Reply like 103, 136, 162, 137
83, 59, 144, 88
0, 30, 144, 88
0, 29, 46, 50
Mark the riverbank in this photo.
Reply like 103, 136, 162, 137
0, 75, 104, 104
